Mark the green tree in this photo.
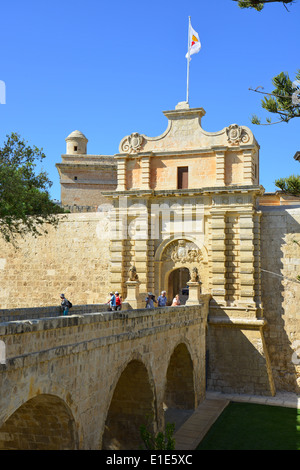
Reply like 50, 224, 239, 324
0, 132, 65, 245
274, 174, 300, 196
250, 71, 300, 195
140, 421, 176, 450
235, 0, 295, 11
250, 71, 300, 125
234, 0, 300, 196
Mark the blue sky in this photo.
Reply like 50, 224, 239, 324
0, 0, 299, 201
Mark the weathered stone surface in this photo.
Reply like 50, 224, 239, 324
0, 302, 209, 450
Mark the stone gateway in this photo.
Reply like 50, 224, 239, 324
0, 101, 299, 449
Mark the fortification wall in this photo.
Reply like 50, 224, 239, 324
260, 206, 300, 393
0, 213, 112, 309
0, 207, 299, 394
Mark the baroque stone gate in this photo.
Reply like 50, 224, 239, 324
0, 100, 299, 450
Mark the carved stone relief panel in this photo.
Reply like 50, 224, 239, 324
161, 239, 203, 263
120, 133, 145, 154
226, 124, 250, 145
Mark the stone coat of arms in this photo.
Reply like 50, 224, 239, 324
162, 239, 203, 263
226, 124, 249, 145
120, 132, 144, 154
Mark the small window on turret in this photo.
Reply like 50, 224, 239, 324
74, 176, 77, 181
74, 146, 78, 151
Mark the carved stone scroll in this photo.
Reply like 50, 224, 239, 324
226, 124, 250, 145
120, 132, 144, 154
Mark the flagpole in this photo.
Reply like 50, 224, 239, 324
186, 16, 191, 104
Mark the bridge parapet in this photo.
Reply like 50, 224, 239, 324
0, 296, 210, 449
0, 303, 123, 323
0, 296, 210, 369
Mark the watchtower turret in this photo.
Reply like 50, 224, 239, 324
65, 130, 88, 155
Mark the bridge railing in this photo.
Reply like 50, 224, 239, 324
0, 303, 129, 323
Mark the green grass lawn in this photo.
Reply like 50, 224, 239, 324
197, 402, 300, 450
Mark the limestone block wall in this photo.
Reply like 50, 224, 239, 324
0, 213, 112, 309
260, 206, 300, 393
149, 154, 217, 190
60, 182, 117, 207
206, 321, 274, 395
56, 154, 117, 207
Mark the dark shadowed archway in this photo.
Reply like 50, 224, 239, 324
102, 359, 156, 450
0, 394, 78, 450
165, 343, 195, 410
168, 267, 190, 305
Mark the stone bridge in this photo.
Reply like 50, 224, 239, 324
0, 296, 210, 450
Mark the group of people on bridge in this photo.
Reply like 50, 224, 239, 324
107, 290, 181, 311
60, 290, 182, 316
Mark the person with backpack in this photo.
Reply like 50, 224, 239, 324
107, 292, 117, 311
60, 294, 72, 315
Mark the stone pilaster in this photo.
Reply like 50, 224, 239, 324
243, 149, 255, 185
108, 201, 129, 295
109, 238, 126, 295
134, 239, 149, 294
210, 212, 226, 306
225, 215, 240, 305
116, 157, 127, 191
238, 212, 256, 307
253, 211, 263, 308
140, 156, 151, 190
214, 148, 226, 186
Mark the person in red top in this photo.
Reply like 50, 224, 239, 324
115, 292, 122, 311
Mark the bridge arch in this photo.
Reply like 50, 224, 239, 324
0, 393, 78, 450
102, 358, 156, 450
164, 341, 195, 411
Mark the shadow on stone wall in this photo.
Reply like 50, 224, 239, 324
207, 206, 300, 400
206, 312, 275, 397
260, 206, 300, 396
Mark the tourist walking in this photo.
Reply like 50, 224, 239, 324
60, 294, 72, 315
145, 293, 157, 308
107, 292, 116, 311
115, 292, 122, 311
171, 294, 180, 306
157, 291, 167, 307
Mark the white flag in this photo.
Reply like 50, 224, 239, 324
185, 24, 201, 60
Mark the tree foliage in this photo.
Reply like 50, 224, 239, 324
250, 71, 300, 125
234, 0, 300, 196
140, 421, 175, 450
0, 132, 65, 245
275, 174, 300, 196
235, 0, 295, 11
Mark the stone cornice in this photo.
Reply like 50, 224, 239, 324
102, 185, 265, 198
114, 143, 258, 160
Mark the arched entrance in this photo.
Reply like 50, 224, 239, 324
168, 268, 190, 305
0, 394, 78, 450
156, 238, 208, 303
102, 360, 156, 450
